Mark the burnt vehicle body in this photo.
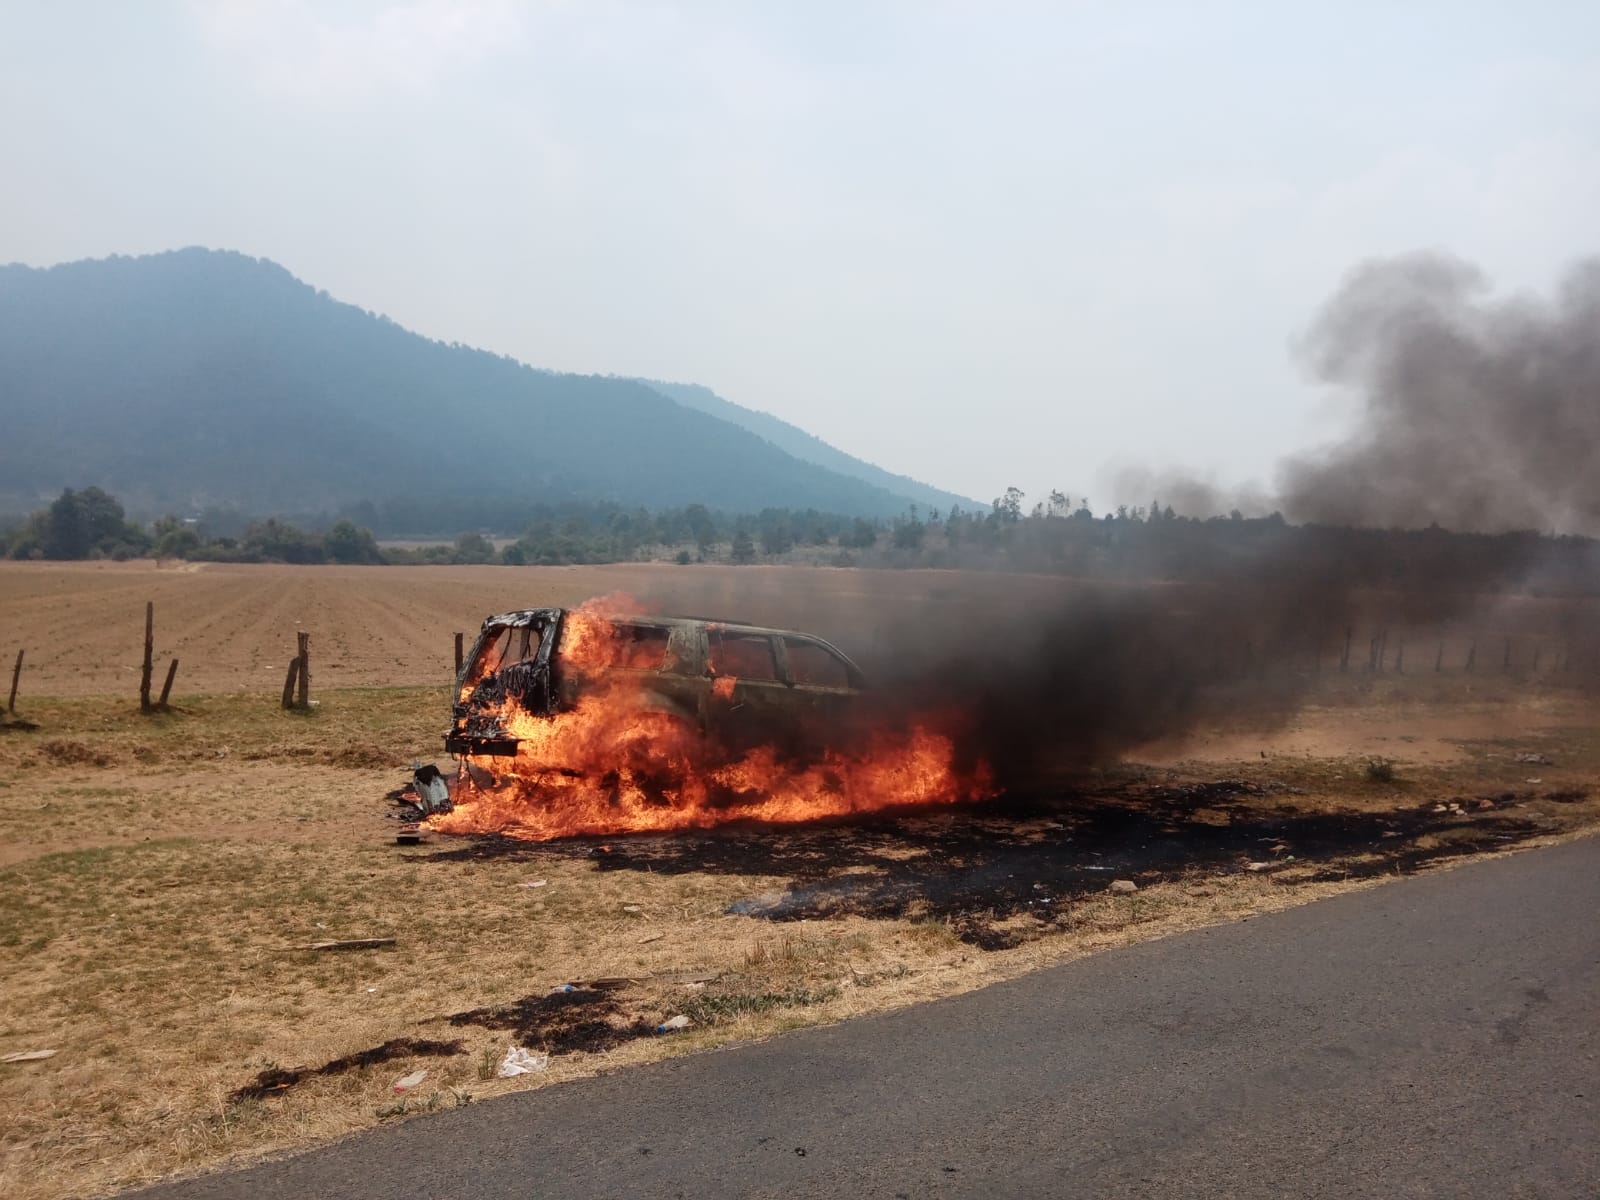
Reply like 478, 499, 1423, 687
446, 608, 866, 761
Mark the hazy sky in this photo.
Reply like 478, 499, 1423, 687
3, 2, 1597, 507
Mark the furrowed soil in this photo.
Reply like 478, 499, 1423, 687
0, 559, 1118, 696
0, 561, 1597, 1200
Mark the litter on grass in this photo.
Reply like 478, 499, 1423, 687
497, 1046, 550, 1077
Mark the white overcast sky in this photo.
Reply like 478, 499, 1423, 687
3, 1, 1597, 507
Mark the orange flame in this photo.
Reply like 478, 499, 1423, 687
430, 596, 993, 842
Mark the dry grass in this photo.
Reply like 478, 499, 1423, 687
3, 561, 1600, 1197
1, 685, 1596, 1198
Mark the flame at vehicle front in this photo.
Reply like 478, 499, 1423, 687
429, 600, 993, 841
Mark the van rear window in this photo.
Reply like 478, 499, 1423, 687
785, 639, 852, 689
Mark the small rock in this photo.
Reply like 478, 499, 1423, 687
1109, 879, 1138, 894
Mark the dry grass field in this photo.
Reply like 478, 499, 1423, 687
1, 561, 1598, 1199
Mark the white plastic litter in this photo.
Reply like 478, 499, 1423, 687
392, 1069, 428, 1093
657, 1015, 691, 1033
498, 1046, 550, 1077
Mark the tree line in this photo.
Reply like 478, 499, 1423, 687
6, 486, 1600, 598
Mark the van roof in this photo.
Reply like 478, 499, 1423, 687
478, 608, 829, 642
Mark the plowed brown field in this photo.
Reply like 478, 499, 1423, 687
0, 560, 1096, 698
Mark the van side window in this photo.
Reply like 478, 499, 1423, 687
710, 632, 779, 681
784, 639, 852, 689
599, 624, 670, 670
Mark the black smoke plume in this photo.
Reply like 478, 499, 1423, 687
634, 254, 1600, 791
1284, 253, 1600, 533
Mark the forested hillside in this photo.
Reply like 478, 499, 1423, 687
0, 249, 928, 522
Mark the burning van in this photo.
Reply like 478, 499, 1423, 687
398, 601, 987, 842
447, 607, 867, 760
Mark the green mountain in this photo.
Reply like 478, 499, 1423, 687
637, 379, 980, 514
0, 249, 941, 522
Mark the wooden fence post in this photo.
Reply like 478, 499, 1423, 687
1435, 642, 1444, 673
158, 659, 179, 709
1340, 627, 1352, 673
1394, 640, 1405, 675
282, 659, 300, 709
454, 632, 465, 678
7, 649, 21, 713
1465, 641, 1476, 672
140, 601, 155, 712
296, 632, 310, 709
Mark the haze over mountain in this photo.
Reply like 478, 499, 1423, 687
636, 379, 978, 513
0, 249, 947, 524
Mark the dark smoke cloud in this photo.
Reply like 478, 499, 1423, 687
1282, 253, 1600, 534
1116, 254, 1600, 535
629, 253, 1600, 790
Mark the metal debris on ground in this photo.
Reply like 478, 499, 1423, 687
298, 937, 397, 952
388, 763, 455, 822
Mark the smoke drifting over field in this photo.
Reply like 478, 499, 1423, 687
897, 255, 1600, 781
1284, 253, 1600, 534
642, 254, 1600, 788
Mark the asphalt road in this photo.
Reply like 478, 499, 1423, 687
136, 838, 1600, 1199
